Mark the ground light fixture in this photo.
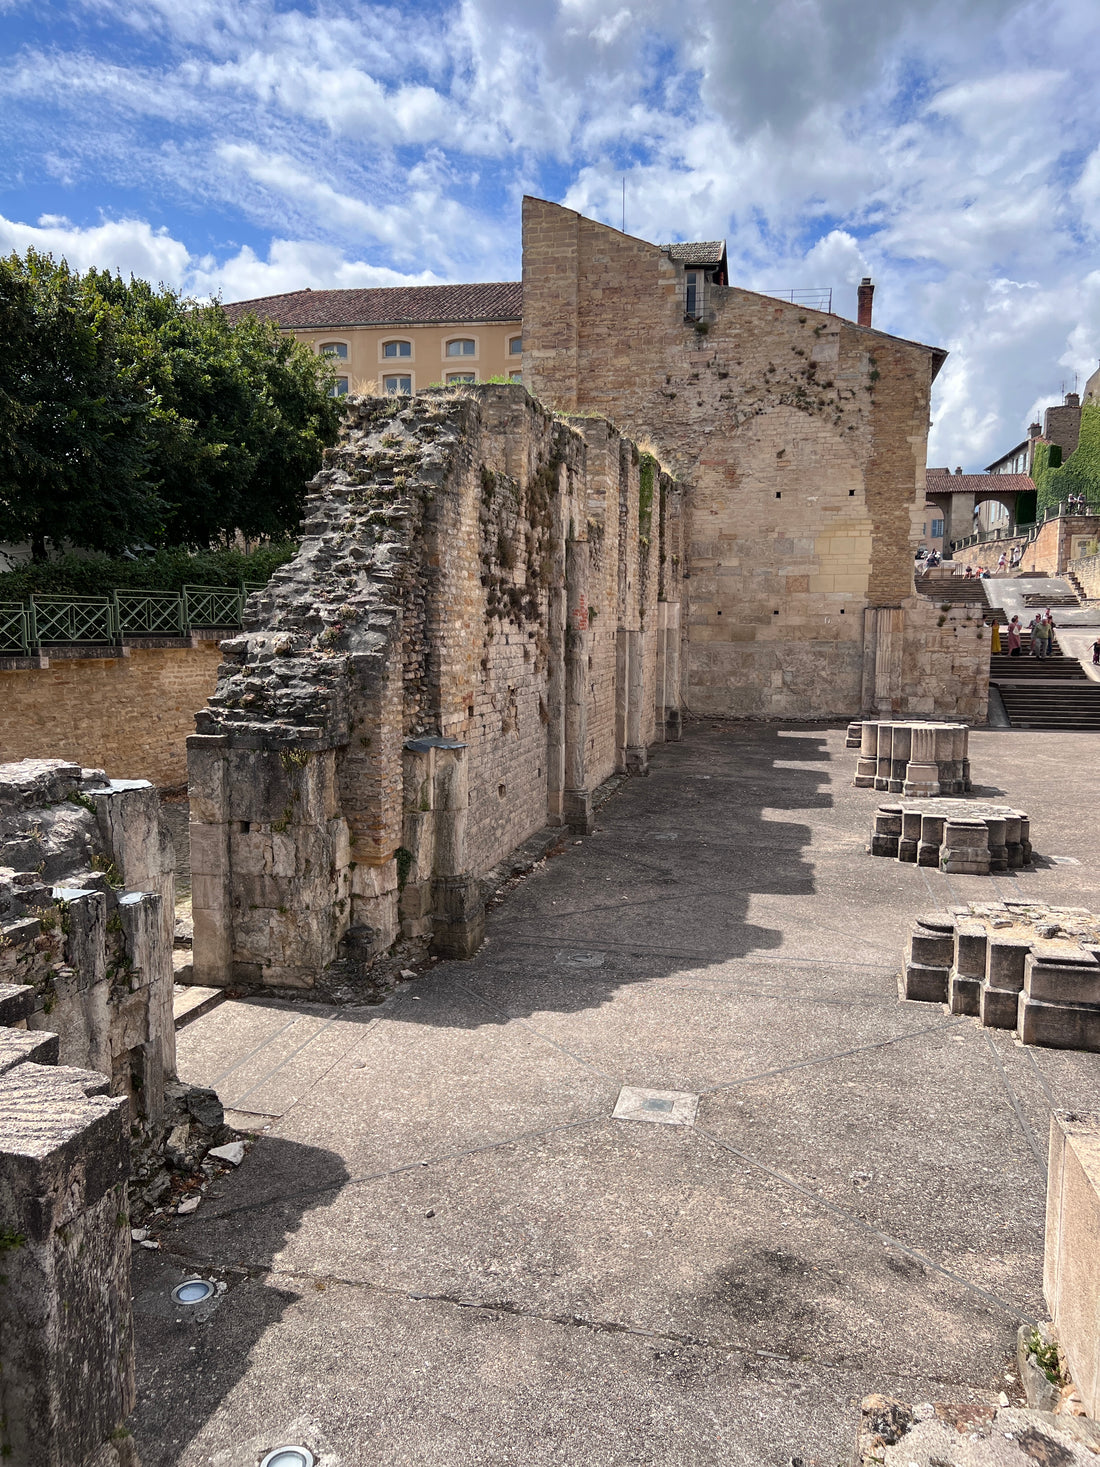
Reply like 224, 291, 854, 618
260, 1451, 315, 1467
171, 1278, 216, 1305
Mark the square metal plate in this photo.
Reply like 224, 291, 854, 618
612, 1086, 699, 1127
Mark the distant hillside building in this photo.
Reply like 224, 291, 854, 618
223, 282, 523, 396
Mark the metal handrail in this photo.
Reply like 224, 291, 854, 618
113, 589, 185, 637
0, 602, 32, 656
30, 595, 116, 644
182, 584, 243, 628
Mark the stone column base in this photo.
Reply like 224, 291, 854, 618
431, 876, 485, 959
564, 788, 593, 833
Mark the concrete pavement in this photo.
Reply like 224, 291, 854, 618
131, 722, 1100, 1467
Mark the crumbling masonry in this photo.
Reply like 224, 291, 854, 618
189, 386, 682, 989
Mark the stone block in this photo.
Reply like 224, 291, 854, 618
948, 971, 982, 1015
980, 983, 1020, 1029
1044, 1111, 1100, 1415
1025, 950, 1100, 1007
1019, 995, 1100, 1052
908, 929, 954, 968
954, 920, 988, 978
902, 961, 949, 1004
986, 937, 1031, 992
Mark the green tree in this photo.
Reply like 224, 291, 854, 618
0, 252, 342, 559
0, 251, 163, 559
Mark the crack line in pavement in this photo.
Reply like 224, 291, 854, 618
697, 1016, 969, 1095
1023, 1046, 1057, 1110
230, 1018, 340, 1109
144, 1244, 1002, 1393
190, 1114, 609, 1223
447, 977, 617, 1081
982, 1031, 1046, 1173
692, 1126, 1022, 1320
206, 1015, 301, 1086
489, 934, 898, 964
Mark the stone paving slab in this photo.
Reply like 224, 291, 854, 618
133, 723, 1100, 1466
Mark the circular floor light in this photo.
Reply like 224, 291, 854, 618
171, 1278, 215, 1305
260, 1451, 315, 1467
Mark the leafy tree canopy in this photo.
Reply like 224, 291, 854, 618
0, 251, 342, 558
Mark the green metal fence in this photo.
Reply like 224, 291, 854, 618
0, 603, 33, 656
31, 596, 116, 644
0, 582, 257, 655
113, 590, 185, 637
182, 585, 243, 628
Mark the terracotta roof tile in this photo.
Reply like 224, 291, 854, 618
223, 282, 523, 329
926, 471, 1035, 494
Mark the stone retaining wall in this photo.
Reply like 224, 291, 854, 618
0, 641, 223, 788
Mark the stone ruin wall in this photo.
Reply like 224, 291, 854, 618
188, 385, 681, 990
0, 756, 184, 1467
521, 196, 988, 724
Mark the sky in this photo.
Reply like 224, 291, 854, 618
2, 0, 1099, 469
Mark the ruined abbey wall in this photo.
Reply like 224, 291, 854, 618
522, 197, 987, 723
189, 386, 681, 990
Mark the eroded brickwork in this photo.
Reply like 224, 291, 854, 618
190, 386, 680, 989
522, 197, 980, 721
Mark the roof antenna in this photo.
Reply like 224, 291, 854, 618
622, 176, 625, 234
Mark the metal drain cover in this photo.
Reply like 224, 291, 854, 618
612, 1086, 699, 1126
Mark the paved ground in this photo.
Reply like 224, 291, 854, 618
132, 723, 1100, 1467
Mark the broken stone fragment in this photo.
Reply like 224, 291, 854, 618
176, 1195, 201, 1215
207, 1140, 245, 1167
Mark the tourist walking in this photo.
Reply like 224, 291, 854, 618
990, 621, 1002, 653
997, 552, 1007, 572
1007, 616, 1022, 656
1092, 637, 1100, 666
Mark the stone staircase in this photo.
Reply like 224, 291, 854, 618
916, 574, 994, 610
990, 633, 1100, 729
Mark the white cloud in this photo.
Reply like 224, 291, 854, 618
0, 210, 440, 300
4, 0, 1100, 470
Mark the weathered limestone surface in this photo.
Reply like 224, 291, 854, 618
0, 758, 177, 1127
853, 719, 971, 794
852, 1393, 1100, 1465
0, 1032, 135, 1467
1045, 1111, 1100, 1418
870, 799, 1030, 872
903, 901, 1100, 1050
189, 387, 682, 988
521, 196, 989, 722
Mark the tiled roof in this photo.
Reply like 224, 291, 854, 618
663, 241, 727, 267
222, 282, 523, 329
926, 471, 1035, 494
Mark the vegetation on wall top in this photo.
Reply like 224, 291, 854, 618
0, 542, 297, 600
1035, 404, 1100, 514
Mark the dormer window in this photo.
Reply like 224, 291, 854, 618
446, 339, 476, 357
320, 342, 348, 359
383, 340, 411, 358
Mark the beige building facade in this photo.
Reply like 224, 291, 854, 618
224, 282, 523, 396
521, 197, 986, 723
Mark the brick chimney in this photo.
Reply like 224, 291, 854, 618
1066, 392, 1080, 407
857, 278, 874, 327
1029, 422, 1041, 438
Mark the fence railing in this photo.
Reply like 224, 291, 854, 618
0, 584, 254, 655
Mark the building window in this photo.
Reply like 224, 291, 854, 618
383, 340, 411, 358
931, 518, 944, 537
320, 342, 348, 359
446, 339, 476, 357
509, 371, 522, 383
509, 336, 522, 355
382, 375, 411, 395
446, 371, 476, 384
685, 271, 698, 318
328, 376, 349, 397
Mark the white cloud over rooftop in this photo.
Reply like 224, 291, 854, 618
0, 0, 1097, 466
